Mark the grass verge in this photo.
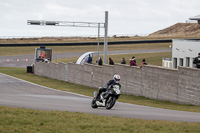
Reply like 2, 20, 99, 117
53, 52, 172, 66
0, 43, 171, 56
1, 105, 200, 133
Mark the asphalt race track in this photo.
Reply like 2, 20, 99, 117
0, 49, 171, 68
1, 73, 200, 122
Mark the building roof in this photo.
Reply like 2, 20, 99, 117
189, 15, 200, 20
173, 39, 200, 43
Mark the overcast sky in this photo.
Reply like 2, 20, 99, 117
0, 0, 199, 37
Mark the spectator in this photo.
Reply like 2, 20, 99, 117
193, 53, 200, 68
140, 59, 148, 68
130, 58, 137, 66
121, 58, 126, 64
132, 56, 136, 63
41, 52, 45, 62
109, 58, 114, 65
86, 54, 92, 64
41, 52, 45, 59
98, 57, 103, 65
44, 59, 50, 63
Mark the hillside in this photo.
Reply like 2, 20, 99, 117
1, 23, 200, 44
149, 23, 200, 37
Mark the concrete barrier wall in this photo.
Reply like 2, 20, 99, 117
67, 62, 200, 106
34, 62, 67, 81
141, 66, 179, 103
178, 67, 200, 105
34, 62, 200, 106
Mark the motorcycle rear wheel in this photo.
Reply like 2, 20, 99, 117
105, 96, 116, 110
91, 97, 98, 108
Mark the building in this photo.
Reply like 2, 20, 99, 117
162, 15, 200, 69
172, 39, 200, 68
189, 15, 200, 24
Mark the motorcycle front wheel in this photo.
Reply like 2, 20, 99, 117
91, 97, 98, 108
105, 96, 116, 110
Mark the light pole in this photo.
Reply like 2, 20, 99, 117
103, 11, 108, 64
97, 23, 100, 62
27, 11, 109, 64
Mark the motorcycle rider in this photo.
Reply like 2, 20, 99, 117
96, 74, 121, 101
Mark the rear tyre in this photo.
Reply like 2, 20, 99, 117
91, 98, 98, 108
105, 96, 116, 110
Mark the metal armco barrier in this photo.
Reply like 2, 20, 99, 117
0, 39, 172, 47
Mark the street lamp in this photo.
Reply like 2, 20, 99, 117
27, 11, 108, 64
45, 21, 59, 25
27, 20, 41, 25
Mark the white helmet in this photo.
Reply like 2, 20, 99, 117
113, 74, 120, 83
44, 59, 49, 63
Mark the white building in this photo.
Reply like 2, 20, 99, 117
172, 39, 200, 68
189, 15, 200, 24
162, 15, 200, 69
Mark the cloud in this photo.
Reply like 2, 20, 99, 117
0, 0, 200, 36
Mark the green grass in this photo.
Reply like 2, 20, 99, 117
54, 52, 172, 66
0, 43, 171, 56
1, 106, 200, 133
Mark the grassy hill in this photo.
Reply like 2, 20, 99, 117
1, 23, 200, 44
149, 23, 200, 38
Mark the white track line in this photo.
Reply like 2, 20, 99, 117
0, 73, 92, 98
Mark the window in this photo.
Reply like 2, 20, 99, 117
173, 58, 177, 68
179, 58, 183, 66
186, 57, 190, 67
192, 58, 195, 67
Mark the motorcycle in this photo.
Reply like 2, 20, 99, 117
91, 85, 121, 110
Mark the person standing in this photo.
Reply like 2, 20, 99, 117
86, 54, 92, 64
130, 58, 137, 66
132, 56, 136, 63
121, 58, 126, 64
141, 59, 147, 66
109, 58, 114, 65
98, 57, 103, 65
193, 53, 200, 68
140, 59, 147, 68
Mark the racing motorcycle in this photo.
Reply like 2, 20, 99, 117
91, 85, 121, 110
